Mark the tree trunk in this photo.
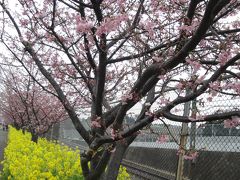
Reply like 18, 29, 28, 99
103, 142, 129, 180
15, 125, 20, 130
31, 132, 38, 143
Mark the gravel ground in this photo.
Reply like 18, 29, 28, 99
0, 129, 8, 171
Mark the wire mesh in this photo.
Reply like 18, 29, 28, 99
128, 94, 240, 180
54, 94, 240, 180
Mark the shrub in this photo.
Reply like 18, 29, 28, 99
1, 127, 83, 179
0, 127, 130, 179
117, 166, 131, 180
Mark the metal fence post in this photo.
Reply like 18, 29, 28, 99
190, 99, 197, 150
176, 89, 191, 180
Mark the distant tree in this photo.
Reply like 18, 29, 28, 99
0, 0, 240, 179
0, 70, 67, 142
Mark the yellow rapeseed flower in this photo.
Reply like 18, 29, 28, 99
1, 127, 130, 180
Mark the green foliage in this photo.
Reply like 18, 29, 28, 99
1, 127, 84, 180
0, 127, 130, 179
117, 166, 131, 180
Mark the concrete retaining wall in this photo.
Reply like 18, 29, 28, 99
124, 147, 240, 180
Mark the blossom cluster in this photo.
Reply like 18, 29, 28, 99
156, 134, 169, 143
224, 116, 240, 128
177, 148, 199, 161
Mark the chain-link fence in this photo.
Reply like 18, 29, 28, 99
125, 94, 240, 180
126, 123, 240, 180
55, 94, 240, 180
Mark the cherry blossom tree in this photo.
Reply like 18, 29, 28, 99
0, 0, 240, 179
0, 69, 67, 142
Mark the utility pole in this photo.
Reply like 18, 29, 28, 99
190, 99, 197, 150
176, 89, 191, 180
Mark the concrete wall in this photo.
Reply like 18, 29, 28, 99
124, 147, 240, 180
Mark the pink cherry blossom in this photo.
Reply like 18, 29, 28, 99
76, 22, 93, 33
196, 115, 205, 121
184, 151, 198, 160
209, 81, 220, 91
224, 116, 240, 128
188, 117, 196, 121
110, 129, 117, 140
91, 116, 102, 128
152, 56, 163, 63
159, 97, 169, 104
186, 59, 201, 74
75, 15, 93, 33
91, 121, 102, 128
117, 0, 125, 10
121, 93, 133, 105
141, 20, 156, 39
218, 50, 231, 66
19, 19, 29, 27
157, 75, 166, 80
145, 111, 155, 117
96, 14, 129, 36
177, 148, 184, 156
207, 96, 213, 102
224, 83, 240, 94
176, 82, 184, 92
156, 134, 169, 143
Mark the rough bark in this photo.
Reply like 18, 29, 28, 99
31, 132, 38, 143
104, 142, 129, 180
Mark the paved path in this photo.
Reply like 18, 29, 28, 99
0, 129, 8, 171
